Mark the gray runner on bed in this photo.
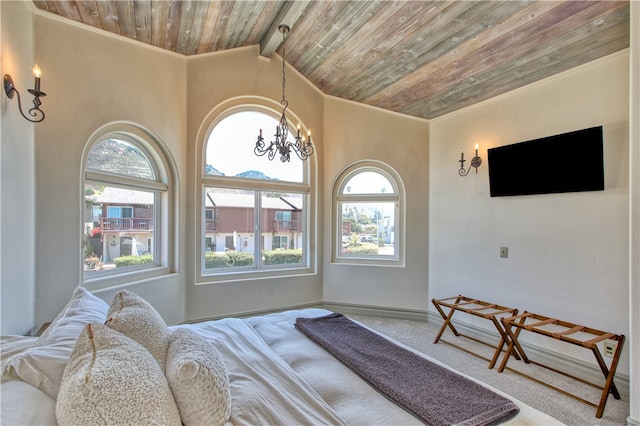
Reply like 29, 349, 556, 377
295, 313, 519, 426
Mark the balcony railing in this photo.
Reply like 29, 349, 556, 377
202, 219, 299, 233
205, 219, 219, 232
273, 219, 301, 232
101, 218, 154, 232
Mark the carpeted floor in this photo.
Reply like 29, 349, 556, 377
347, 314, 629, 426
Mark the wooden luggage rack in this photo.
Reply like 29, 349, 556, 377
498, 311, 625, 418
431, 295, 523, 369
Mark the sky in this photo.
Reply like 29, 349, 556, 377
206, 111, 304, 182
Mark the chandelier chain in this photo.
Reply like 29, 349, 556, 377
253, 24, 314, 162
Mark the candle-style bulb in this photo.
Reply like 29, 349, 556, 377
32, 64, 42, 92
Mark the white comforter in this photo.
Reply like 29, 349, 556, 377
245, 308, 563, 426
2, 308, 564, 425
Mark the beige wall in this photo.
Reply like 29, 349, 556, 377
1, 1, 36, 334
183, 47, 326, 321
322, 98, 430, 310
429, 51, 630, 375
17, 10, 187, 326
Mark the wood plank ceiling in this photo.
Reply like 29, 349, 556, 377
33, 1, 630, 119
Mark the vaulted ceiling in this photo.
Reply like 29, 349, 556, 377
33, 1, 630, 119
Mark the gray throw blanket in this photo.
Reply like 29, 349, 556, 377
295, 313, 519, 426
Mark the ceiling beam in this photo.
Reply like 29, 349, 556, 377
259, 1, 311, 57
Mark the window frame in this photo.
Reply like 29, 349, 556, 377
197, 101, 317, 283
332, 161, 405, 267
81, 123, 176, 290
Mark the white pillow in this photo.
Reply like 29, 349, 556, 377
166, 328, 232, 426
3, 286, 109, 398
106, 290, 171, 372
56, 323, 181, 426
1, 380, 57, 426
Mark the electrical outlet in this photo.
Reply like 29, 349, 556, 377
603, 340, 616, 358
500, 247, 508, 258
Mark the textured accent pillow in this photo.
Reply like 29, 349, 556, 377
166, 328, 232, 426
56, 323, 181, 426
3, 286, 109, 398
105, 290, 171, 372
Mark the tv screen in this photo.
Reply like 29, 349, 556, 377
487, 126, 604, 197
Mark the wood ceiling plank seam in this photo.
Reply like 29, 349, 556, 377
296, 1, 388, 75
281, 1, 349, 65
133, 0, 152, 45
347, 1, 535, 102
299, 0, 401, 78
115, 0, 137, 40
150, 0, 168, 49
410, 9, 630, 119
328, 0, 501, 100
417, 13, 630, 117
293, 0, 385, 75
94, 0, 121, 35
357, 0, 565, 107
226, 0, 267, 49
246, 0, 281, 47
174, 0, 198, 55
163, 0, 183, 52
185, 1, 213, 55
425, 0, 629, 102
422, 32, 630, 119
196, 0, 225, 54
372, 0, 610, 111
259, 1, 311, 57
219, 0, 249, 50
213, 2, 239, 51
76, 1, 102, 27
308, 1, 438, 86
51, 0, 82, 22
32, 1, 57, 14
313, 1, 454, 93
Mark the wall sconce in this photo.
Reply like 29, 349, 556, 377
458, 144, 482, 176
3, 64, 46, 123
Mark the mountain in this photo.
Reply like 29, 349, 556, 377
204, 165, 274, 180
205, 165, 224, 176
236, 170, 274, 180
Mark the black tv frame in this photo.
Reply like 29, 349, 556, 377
487, 126, 604, 197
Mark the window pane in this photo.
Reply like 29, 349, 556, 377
204, 188, 256, 270
262, 192, 304, 265
87, 139, 155, 180
206, 111, 303, 183
84, 185, 155, 271
341, 201, 395, 256
343, 171, 394, 194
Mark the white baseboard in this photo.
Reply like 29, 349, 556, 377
184, 301, 630, 402
322, 302, 630, 400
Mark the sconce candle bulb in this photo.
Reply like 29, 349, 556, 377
4, 64, 47, 123
459, 143, 482, 176
33, 64, 42, 92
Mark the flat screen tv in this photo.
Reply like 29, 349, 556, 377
487, 126, 604, 197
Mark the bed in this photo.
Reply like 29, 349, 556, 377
1, 287, 564, 425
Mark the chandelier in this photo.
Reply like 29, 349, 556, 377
254, 24, 314, 162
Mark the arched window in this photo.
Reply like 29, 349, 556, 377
333, 161, 404, 266
82, 123, 174, 286
200, 108, 314, 280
